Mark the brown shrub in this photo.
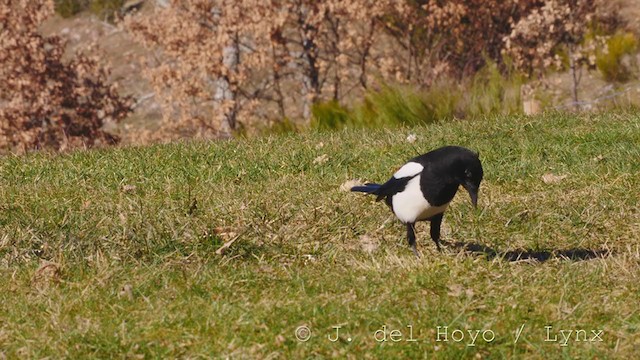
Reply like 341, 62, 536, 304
0, 0, 131, 152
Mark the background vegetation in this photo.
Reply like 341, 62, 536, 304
1, 0, 639, 151
54, 0, 126, 20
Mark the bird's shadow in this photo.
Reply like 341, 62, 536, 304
441, 240, 612, 262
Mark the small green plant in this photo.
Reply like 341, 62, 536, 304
90, 0, 126, 21
419, 81, 462, 122
54, 0, 89, 18
308, 71, 525, 134
350, 84, 451, 128
467, 60, 524, 117
54, 0, 125, 20
310, 100, 351, 130
265, 117, 299, 134
597, 32, 638, 82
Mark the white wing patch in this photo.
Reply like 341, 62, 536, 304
393, 162, 423, 179
392, 175, 449, 223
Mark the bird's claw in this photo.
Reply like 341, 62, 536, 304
412, 246, 421, 259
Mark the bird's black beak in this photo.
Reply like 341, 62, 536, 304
463, 182, 479, 208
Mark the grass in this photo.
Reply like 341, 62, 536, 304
310, 65, 523, 132
1, 111, 640, 358
596, 31, 638, 83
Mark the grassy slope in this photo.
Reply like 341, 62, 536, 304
1, 112, 639, 358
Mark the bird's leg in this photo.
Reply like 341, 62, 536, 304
430, 213, 444, 252
406, 222, 420, 258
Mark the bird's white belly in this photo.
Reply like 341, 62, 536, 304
391, 175, 449, 223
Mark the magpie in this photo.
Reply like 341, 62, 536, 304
351, 146, 483, 257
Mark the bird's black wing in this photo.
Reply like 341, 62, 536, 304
371, 175, 415, 202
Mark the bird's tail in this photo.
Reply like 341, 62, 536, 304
350, 183, 382, 194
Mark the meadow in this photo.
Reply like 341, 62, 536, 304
0, 111, 639, 358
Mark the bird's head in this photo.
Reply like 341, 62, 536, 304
454, 150, 483, 208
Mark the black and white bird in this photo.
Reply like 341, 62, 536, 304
351, 146, 483, 257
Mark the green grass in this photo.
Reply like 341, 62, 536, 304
54, 0, 125, 20
1, 111, 639, 358
310, 66, 523, 132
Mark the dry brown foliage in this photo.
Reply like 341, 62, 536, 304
124, 0, 624, 138
123, 1, 572, 137
382, 1, 544, 82
31, 260, 62, 287
0, 0, 131, 152
125, 0, 402, 138
503, 0, 621, 105
503, 0, 622, 75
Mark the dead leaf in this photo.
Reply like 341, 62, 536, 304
406, 133, 417, 143
32, 261, 61, 286
465, 288, 474, 298
447, 284, 474, 298
213, 227, 238, 240
360, 235, 379, 253
215, 234, 240, 255
122, 184, 137, 193
541, 173, 567, 184
340, 179, 363, 192
447, 284, 464, 297
313, 154, 329, 165
275, 334, 286, 346
302, 254, 316, 264
118, 284, 134, 300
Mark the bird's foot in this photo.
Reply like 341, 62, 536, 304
412, 246, 421, 259
432, 239, 443, 252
